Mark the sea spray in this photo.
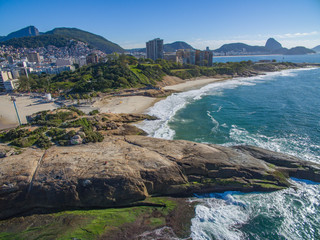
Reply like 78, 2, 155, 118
191, 180, 320, 240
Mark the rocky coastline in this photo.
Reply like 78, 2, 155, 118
1, 64, 320, 238
1, 133, 320, 221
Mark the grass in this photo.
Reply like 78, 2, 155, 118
0, 198, 178, 240
129, 65, 151, 84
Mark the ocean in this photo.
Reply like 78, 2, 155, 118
139, 54, 320, 240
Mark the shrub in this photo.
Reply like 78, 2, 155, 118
89, 109, 99, 115
62, 118, 92, 130
64, 106, 85, 116
0, 128, 31, 142
11, 135, 40, 148
47, 128, 66, 137
36, 134, 51, 149
84, 130, 104, 143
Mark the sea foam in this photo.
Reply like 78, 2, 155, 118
191, 181, 320, 240
137, 68, 306, 140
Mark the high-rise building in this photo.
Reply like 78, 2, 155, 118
27, 52, 41, 63
176, 49, 196, 65
146, 38, 164, 60
195, 50, 213, 66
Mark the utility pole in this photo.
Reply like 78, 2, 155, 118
11, 96, 22, 126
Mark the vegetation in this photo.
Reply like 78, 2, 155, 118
17, 55, 299, 95
0, 108, 104, 149
213, 42, 316, 55
19, 56, 170, 93
45, 27, 124, 53
0, 197, 186, 240
2, 27, 124, 53
1, 34, 71, 48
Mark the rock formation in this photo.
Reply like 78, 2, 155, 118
265, 38, 283, 51
1, 136, 320, 220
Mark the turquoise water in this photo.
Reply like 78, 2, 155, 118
139, 60, 320, 239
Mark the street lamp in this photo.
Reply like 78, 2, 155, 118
11, 96, 22, 126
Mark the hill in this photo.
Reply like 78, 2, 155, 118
127, 41, 194, 53
285, 46, 315, 55
265, 38, 282, 51
46, 28, 124, 53
213, 43, 267, 54
164, 41, 194, 52
1, 34, 72, 48
0, 26, 39, 42
1, 26, 124, 53
312, 45, 320, 53
213, 38, 315, 55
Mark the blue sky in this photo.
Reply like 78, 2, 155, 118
0, 0, 319, 49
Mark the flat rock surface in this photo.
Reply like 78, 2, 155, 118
1, 136, 320, 219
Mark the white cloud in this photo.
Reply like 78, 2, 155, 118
275, 31, 319, 39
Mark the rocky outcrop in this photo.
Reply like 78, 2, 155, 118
1, 136, 320, 219
265, 38, 282, 51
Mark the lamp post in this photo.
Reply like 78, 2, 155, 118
11, 96, 22, 126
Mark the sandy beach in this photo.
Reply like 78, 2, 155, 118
92, 96, 160, 114
163, 77, 226, 91
0, 76, 226, 130
0, 95, 58, 130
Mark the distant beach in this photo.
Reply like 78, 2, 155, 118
0, 77, 227, 130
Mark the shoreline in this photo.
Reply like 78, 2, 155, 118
0, 76, 228, 130
0, 66, 317, 131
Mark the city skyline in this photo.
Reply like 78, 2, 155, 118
0, 0, 319, 50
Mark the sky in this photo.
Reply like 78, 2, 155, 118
0, 0, 319, 50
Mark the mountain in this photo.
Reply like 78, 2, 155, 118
1, 26, 124, 53
285, 46, 315, 55
0, 26, 39, 42
45, 28, 124, 53
163, 41, 194, 52
265, 38, 282, 51
127, 41, 194, 53
312, 45, 320, 53
213, 43, 267, 54
213, 38, 315, 55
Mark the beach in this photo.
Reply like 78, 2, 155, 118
163, 77, 226, 91
0, 77, 225, 130
0, 95, 58, 130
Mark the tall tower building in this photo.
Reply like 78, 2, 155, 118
146, 38, 164, 60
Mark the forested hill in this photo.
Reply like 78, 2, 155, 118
213, 38, 316, 55
1, 35, 72, 48
18, 55, 299, 96
45, 28, 124, 53
164, 41, 194, 52
1, 26, 124, 53
214, 43, 267, 54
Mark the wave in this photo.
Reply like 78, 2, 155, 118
226, 125, 320, 163
137, 68, 314, 139
191, 180, 320, 240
